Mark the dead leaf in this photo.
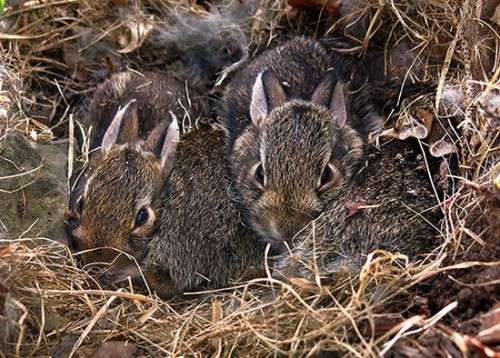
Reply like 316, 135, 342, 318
25, 118, 55, 142
430, 137, 456, 157
118, 18, 154, 54
399, 112, 431, 140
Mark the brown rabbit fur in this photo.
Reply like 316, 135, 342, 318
66, 71, 192, 276
275, 139, 442, 280
222, 37, 377, 249
142, 125, 265, 297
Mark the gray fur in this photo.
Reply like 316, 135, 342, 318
275, 140, 441, 280
67, 70, 263, 298
223, 38, 366, 248
66, 70, 196, 271
142, 126, 265, 297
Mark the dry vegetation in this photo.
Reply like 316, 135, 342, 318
0, 0, 499, 356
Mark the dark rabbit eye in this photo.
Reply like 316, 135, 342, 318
254, 163, 265, 187
135, 208, 149, 227
318, 164, 336, 192
132, 207, 157, 237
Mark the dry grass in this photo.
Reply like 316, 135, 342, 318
0, 0, 499, 356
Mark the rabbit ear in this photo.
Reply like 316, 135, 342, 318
250, 70, 286, 126
311, 72, 336, 107
101, 99, 139, 154
159, 113, 179, 177
311, 73, 347, 128
331, 81, 348, 128
145, 112, 179, 178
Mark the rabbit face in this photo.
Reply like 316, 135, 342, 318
67, 146, 163, 264
228, 71, 364, 248
66, 100, 179, 280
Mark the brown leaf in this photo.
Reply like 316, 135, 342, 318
399, 115, 430, 140
430, 137, 456, 157
118, 18, 154, 54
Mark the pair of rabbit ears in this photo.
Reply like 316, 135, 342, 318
101, 99, 179, 175
250, 70, 348, 127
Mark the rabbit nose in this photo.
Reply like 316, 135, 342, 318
263, 219, 288, 243
277, 209, 318, 241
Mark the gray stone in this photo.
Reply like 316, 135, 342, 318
0, 133, 68, 242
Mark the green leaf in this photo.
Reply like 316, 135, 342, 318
0, 0, 5, 16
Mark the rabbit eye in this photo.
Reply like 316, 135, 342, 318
253, 163, 266, 188
135, 208, 149, 227
317, 163, 338, 193
132, 207, 157, 237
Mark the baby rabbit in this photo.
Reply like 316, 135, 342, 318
222, 37, 376, 249
66, 71, 190, 279
142, 125, 265, 297
66, 71, 264, 296
276, 139, 441, 280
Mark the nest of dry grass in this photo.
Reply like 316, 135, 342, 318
0, 0, 499, 356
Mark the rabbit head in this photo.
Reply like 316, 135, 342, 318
66, 100, 179, 279
227, 70, 365, 248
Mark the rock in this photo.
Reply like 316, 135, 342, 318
0, 133, 68, 242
